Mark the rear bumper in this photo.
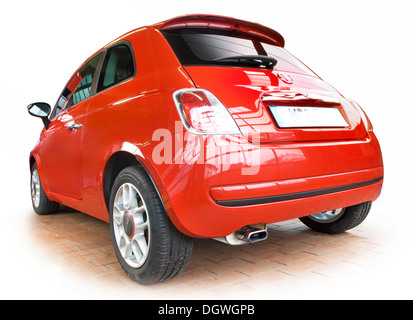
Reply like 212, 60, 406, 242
178, 173, 382, 238
210, 167, 383, 207
143, 131, 383, 238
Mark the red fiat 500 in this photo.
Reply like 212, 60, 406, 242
28, 14, 383, 284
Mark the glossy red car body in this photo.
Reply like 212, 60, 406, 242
29, 14, 383, 241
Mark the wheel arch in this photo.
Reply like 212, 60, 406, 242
102, 148, 175, 223
28, 151, 59, 204
29, 152, 46, 189
29, 155, 36, 171
102, 151, 139, 210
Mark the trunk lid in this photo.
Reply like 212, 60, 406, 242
183, 66, 367, 143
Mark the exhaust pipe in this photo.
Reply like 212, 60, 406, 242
214, 224, 268, 245
236, 225, 268, 243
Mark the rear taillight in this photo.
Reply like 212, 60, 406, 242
173, 88, 240, 134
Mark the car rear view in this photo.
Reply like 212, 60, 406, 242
156, 15, 383, 240
27, 14, 383, 285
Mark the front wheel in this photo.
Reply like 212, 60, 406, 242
109, 165, 193, 285
30, 163, 60, 215
299, 202, 372, 234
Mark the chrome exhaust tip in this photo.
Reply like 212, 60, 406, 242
236, 225, 268, 243
213, 224, 268, 245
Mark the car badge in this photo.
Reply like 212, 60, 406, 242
277, 72, 294, 84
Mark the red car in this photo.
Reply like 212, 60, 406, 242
28, 14, 383, 284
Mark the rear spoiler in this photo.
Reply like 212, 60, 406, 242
152, 14, 285, 47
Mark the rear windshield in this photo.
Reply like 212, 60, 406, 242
161, 29, 315, 76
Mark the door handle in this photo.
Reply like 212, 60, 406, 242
67, 123, 83, 131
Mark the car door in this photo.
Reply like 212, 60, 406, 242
39, 53, 102, 200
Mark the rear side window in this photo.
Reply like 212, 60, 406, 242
97, 44, 135, 92
162, 30, 315, 76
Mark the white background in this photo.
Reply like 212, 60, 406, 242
0, 0, 412, 299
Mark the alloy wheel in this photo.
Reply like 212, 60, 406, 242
31, 169, 41, 208
308, 208, 345, 224
112, 183, 150, 268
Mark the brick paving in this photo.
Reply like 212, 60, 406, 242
17, 193, 411, 300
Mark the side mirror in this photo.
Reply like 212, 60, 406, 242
27, 102, 51, 129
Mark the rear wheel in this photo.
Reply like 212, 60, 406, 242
109, 165, 193, 285
299, 202, 372, 234
30, 163, 60, 215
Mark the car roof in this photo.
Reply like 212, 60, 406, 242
151, 14, 285, 47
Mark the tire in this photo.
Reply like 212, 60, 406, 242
30, 163, 60, 215
299, 202, 372, 234
109, 165, 193, 285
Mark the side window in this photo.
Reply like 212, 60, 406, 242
97, 44, 135, 92
52, 53, 102, 117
